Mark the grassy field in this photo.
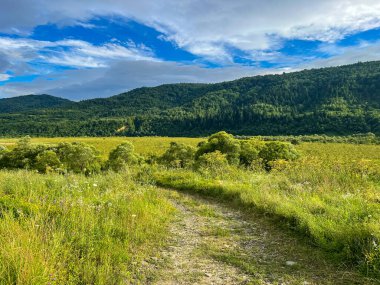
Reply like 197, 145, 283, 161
155, 141, 380, 276
0, 170, 174, 284
0, 137, 202, 158
1, 136, 380, 281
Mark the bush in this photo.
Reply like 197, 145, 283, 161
107, 141, 141, 172
196, 131, 241, 165
57, 142, 101, 174
194, 151, 229, 177
0, 137, 47, 170
239, 139, 264, 167
34, 150, 62, 173
159, 142, 195, 168
258, 141, 299, 170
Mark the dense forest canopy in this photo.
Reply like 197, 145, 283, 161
0, 61, 379, 137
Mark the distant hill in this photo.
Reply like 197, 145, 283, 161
0, 61, 379, 137
0, 94, 72, 113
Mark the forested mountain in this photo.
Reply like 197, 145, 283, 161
0, 94, 72, 113
0, 61, 379, 137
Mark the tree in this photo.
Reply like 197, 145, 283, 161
35, 150, 62, 173
57, 142, 101, 174
0, 136, 46, 169
196, 131, 241, 165
258, 141, 299, 170
239, 139, 264, 167
107, 141, 141, 172
159, 142, 195, 168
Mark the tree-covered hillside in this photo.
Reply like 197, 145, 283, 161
0, 94, 72, 113
0, 61, 379, 137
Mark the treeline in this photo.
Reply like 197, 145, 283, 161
0, 132, 298, 174
0, 61, 380, 137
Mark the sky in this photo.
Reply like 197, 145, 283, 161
0, 0, 380, 100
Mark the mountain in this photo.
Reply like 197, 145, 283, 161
0, 94, 72, 113
0, 61, 379, 137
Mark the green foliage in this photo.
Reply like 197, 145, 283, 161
0, 136, 45, 169
34, 150, 62, 173
159, 142, 195, 168
239, 139, 264, 167
57, 142, 101, 174
107, 141, 141, 172
258, 141, 299, 170
194, 151, 229, 177
196, 131, 241, 165
0, 145, 7, 156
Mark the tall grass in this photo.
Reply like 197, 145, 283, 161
0, 170, 174, 284
154, 146, 380, 276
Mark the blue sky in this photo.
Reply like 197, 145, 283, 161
0, 0, 380, 100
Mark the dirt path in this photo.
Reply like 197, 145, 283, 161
146, 190, 376, 285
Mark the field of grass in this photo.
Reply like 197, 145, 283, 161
155, 142, 380, 276
0, 137, 202, 159
0, 170, 174, 284
1, 136, 380, 281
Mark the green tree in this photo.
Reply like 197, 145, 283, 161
107, 141, 141, 172
239, 139, 264, 167
196, 131, 241, 165
258, 141, 299, 170
35, 150, 62, 173
57, 142, 101, 174
159, 142, 195, 168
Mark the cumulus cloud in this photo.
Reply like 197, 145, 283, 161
0, 37, 155, 70
1, 0, 380, 57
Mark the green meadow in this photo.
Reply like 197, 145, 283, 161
0, 134, 379, 283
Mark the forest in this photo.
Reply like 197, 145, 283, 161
0, 61, 379, 137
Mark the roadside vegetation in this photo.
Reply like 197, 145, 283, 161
0, 132, 380, 282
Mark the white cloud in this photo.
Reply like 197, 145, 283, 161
0, 74, 11, 81
1, 0, 380, 59
0, 37, 156, 70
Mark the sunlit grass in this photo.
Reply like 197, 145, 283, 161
154, 143, 380, 277
0, 137, 203, 159
0, 170, 175, 284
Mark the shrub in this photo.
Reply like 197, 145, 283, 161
196, 131, 241, 165
194, 151, 229, 177
0, 137, 47, 170
57, 142, 101, 174
34, 150, 62, 173
107, 141, 141, 172
239, 139, 264, 167
159, 142, 195, 168
258, 141, 299, 170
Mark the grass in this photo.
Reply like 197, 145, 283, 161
1, 137, 380, 280
0, 170, 175, 284
154, 142, 380, 277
